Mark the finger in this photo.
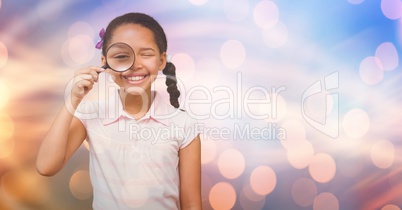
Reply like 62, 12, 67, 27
76, 74, 94, 82
89, 71, 99, 82
74, 68, 91, 76
73, 76, 93, 88
90, 66, 105, 74
75, 66, 104, 77
76, 79, 93, 89
76, 80, 93, 94
87, 83, 94, 91
88, 67, 105, 82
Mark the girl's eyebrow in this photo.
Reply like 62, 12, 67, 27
138, 47, 155, 52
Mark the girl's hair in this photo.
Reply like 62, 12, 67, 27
102, 13, 180, 109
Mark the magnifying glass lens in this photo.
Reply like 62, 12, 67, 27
105, 43, 135, 72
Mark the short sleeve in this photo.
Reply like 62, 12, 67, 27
73, 100, 98, 128
179, 113, 200, 149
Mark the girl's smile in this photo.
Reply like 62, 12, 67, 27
123, 73, 149, 84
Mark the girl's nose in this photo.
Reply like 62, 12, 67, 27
132, 55, 142, 69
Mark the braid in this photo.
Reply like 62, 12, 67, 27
162, 62, 180, 108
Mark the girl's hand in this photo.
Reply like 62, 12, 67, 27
71, 66, 104, 101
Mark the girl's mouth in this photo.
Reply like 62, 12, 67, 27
123, 75, 148, 84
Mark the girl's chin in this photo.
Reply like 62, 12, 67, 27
121, 86, 147, 94
119, 83, 151, 95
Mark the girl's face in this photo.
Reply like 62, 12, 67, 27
102, 24, 166, 95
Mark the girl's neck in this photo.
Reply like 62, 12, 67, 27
119, 88, 153, 120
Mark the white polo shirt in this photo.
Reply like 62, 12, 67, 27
74, 90, 198, 210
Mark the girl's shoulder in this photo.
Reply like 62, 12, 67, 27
74, 99, 100, 120
167, 107, 198, 128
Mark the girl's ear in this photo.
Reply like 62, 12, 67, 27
101, 55, 113, 74
158, 52, 167, 71
101, 55, 106, 66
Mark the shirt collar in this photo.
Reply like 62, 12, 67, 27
102, 89, 174, 126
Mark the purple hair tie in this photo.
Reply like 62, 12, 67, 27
95, 28, 105, 49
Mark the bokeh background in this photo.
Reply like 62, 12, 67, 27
1, 0, 402, 209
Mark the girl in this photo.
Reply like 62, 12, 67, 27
36, 13, 201, 210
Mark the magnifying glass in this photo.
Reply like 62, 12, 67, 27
102, 42, 135, 72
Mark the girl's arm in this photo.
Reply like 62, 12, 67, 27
36, 67, 103, 176
179, 134, 202, 210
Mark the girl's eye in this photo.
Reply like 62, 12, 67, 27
114, 55, 129, 59
142, 54, 153, 57
111, 54, 132, 61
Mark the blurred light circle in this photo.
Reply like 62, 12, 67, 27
308, 153, 336, 183
313, 192, 339, 210
0, 79, 10, 109
382, 204, 401, 210
189, 0, 208, 6
36, 0, 64, 22
262, 21, 288, 48
370, 140, 395, 169
1, 169, 50, 205
343, 109, 370, 139
69, 170, 93, 200
381, 0, 402, 20
348, 0, 365, 4
223, 0, 249, 21
242, 184, 265, 202
220, 39, 246, 69
201, 138, 217, 164
61, 39, 76, 67
359, 56, 383, 85
0, 41, 8, 68
62, 35, 95, 67
375, 42, 399, 71
250, 165, 276, 196
287, 140, 314, 169
239, 186, 266, 210
253, 0, 279, 29
0, 113, 14, 141
280, 119, 306, 150
0, 138, 14, 159
292, 178, 318, 207
68, 21, 95, 38
172, 53, 196, 82
209, 182, 236, 210
69, 35, 95, 65
218, 149, 245, 179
